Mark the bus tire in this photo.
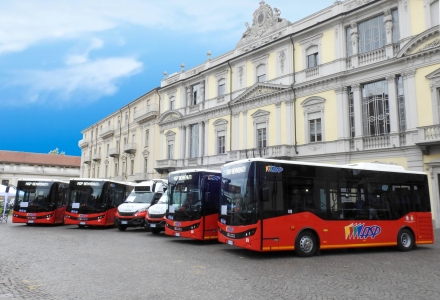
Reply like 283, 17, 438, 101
78, 225, 85, 229
397, 228, 414, 251
295, 230, 317, 257
117, 224, 127, 231
151, 228, 161, 234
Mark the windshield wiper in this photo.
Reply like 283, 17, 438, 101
231, 211, 246, 221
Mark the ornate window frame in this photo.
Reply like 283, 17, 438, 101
426, 68, 440, 124
214, 70, 229, 102
213, 119, 228, 154
301, 96, 325, 143
299, 34, 322, 70
165, 130, 176, 159
251, 54, 269, 84
425, 0, 439, 29
166, 89, 177, 111
251, 109, 270, 148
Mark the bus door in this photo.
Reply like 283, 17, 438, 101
106, 185, 126, 225
55, 184, 69, 223
201, 175, 221, 235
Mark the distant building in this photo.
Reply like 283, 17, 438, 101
78, 0, 440, 227
0, 150, 81, 187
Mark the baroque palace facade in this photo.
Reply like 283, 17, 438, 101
78, 0, 440, 226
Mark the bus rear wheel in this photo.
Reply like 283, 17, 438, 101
397, 228, 414, 251
151, 228, 161, 234
117, 224, 127, 231
295, 230, 317, 257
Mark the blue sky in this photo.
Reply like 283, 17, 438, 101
0, 0, 332, 156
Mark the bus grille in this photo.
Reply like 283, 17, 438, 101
119, 212, 136, 216
148, 213, 165, 219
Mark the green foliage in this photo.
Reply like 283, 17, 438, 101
48, 148, 65, 155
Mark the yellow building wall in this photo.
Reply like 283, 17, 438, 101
294, 42, 302, 72
296, 90, 337, 144
268, 52, 276, 81
321, 29, 335, 64
246, 61, 254, 87
410, 0, 426, 36
208, 75, 216, 99
245, 105, 277, 148
416, 64, 439, 126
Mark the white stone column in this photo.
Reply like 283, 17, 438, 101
350, 22, 359, 67
243, 111, 248, 149
397, 0, 411, 43
179, 126, 185, 159
335, 86, 349, 139
352, 83, 363, 138
403, 69, 418, 130
276, 102, 281, 145
185, 125, 190, 158
204, 120, 209, 157
198, 122, 203, 157
386, 75, 399, 134
384, 9, 394, 58
285, 100, 293, 145
159, 130, 164, 160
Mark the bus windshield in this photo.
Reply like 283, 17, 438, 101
69, 181, 105, 213
220, 162, 258, 225
125, 191, 156, 204
169, 173, 202, 219
14, 181, 55, 212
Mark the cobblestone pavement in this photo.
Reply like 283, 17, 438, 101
1, 222, 439, 300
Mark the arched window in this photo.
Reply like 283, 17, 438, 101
169, 96, 175, 110
306, 45, 319, 68
256, 64, 266, 82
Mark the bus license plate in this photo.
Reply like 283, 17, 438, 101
121, 221, 128, 225
175, 233, 180, 237
228, 240, 234, 246
150, 224, 156, 228
80, 222, 86, 225
27, 220, 34, 223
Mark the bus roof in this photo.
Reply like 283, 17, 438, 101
222, 158, 427, 175
136, 179, 168, 186
169, 169, 221, 175
17, 178, 69, 184
69, 178, 135, 186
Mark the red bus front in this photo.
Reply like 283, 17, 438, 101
12, 180, 69, 225
165, 170, 221, 240
65, 180, 131, 227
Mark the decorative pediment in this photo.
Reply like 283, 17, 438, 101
251, 109, 270, 123
158, 110, 183, 124
397, 26, 439, 58
233, 82, 290, 103
426, 67, 440, 80
426, 67, 440, 91
236, 1, 291, 49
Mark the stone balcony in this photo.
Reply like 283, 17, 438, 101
108, 148, 120, 158
134, 172, 148, 182
92, 153, 101, 161
133, 104, 159, 124
100, 125, 115, 139
415, 124, 440, 155
155, 159, 177, 174
78, 138, 90, 149
83, 156, 91, 164
227, 145, 294, 162
123, 143, 137, 154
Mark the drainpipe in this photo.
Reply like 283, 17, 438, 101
290, 35, 299, 155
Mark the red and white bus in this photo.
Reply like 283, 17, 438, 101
12, 179, 69, 225
218, 158, 434, 256
165, 169, 221, 240
64, 179, 134, 228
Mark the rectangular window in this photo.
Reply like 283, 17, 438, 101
307, 53, 318, 68
105, 165, 108, 179
257, 74, 266, 83
97, 166, 100, 178
348, 87, 355, 138
396, 75, 406, 132
145, 130, 149, 147
431, 1, 439, 27
115, 163, 118, 176
362, 80, 390, 136
309, 118, 322, 142
358, 15, 386, 54
192, 84, 200, 105
125, 112, 128, 125
392, 9, 400, 43
218, 130, 226, 154
106, 144, 109, 156
218, 79, 226, 96
130, 160, 134, 176
168, 142, 174, 159
144, 158, 148, 174
170, 98, 175, 110
190, 124, 199, 158
122, 162, 126, 176
257, 125, 266, 148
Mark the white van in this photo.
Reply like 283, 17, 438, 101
144, 193, 171, 234
115, 179, 167, 231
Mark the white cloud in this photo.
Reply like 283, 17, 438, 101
14, 56, 143, 105
65, 38, 104, 66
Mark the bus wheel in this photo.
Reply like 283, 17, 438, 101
397, 228, 414, 251
151, 228, 161, 234
295, 230, 317, 257
78, 225, 85, 229
117, 224, 127, 231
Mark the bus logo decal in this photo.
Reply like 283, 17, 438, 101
226, 226, 234, 232
345, 223, 381, 239
174, 222, 181, 226
207, 175, 221, 181
265, 166, 284, 173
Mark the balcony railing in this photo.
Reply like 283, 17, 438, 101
305, 66, 319, 78
358, 47, 386, 66
155, 159, 177, 174
99, 125, 115, 139
83, 156, 91, 164
227, 145, 294, 161
78, 139, 90, 149
134, 173, 148, 182
109, 148, 119, 158
92, 153, 101, 161
363, 135, 390, 149
123, 143, 137, 154
133, 104, 159, 124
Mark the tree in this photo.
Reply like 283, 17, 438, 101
48, 148, 65, 155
